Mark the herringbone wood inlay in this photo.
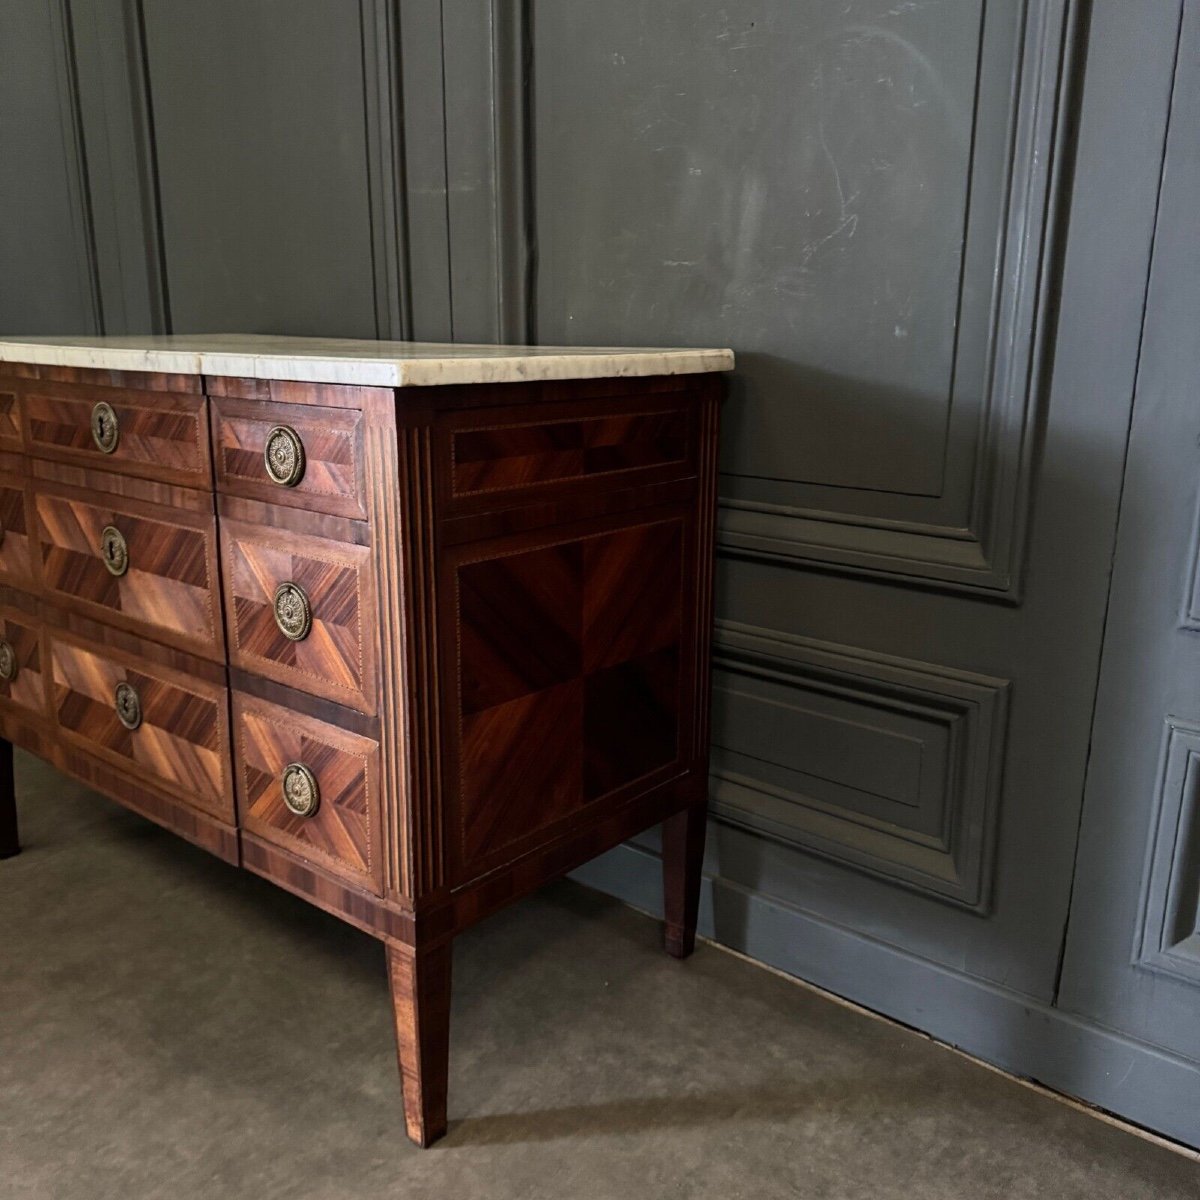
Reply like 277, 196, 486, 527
235, 693, 381, 891
453, 518, 686, 872
222, 518, 374, 712
0, 391, 20, 448
213, 397, 366, 519
23, 386, 210, 486
50, 634, 232, 819
0, 480, 34, 589
0, 612, 46, 718
34, 485, 221, 657
452, 407, 689, 497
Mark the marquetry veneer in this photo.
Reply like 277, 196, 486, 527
0, 354, 725, 1147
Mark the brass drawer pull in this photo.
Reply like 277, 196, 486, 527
0, 640, 17, 683
281, 762, 320, 818
91, 401, 120, 454
264, 425, 305, 487
100, 525, 129, 577
114, 681, 142, 731
273, 580, 312, 641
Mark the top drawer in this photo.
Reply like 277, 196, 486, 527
211, 396, 366, 520
22, 380, 211, 489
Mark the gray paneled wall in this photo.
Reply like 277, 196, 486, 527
2, 0, 1198, 1147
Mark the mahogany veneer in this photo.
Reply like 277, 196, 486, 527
0, 358, 723, 1147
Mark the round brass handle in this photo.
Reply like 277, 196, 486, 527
273, 580, 312, 641
281, 762, 320, 818
264, 425, 305, 487
91, 401, 120, 454
114, 681, 142, 731
0, 640, 17, 683
100, 525, 128, 577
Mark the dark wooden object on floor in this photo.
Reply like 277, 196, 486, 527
0, 357, 724, 1145
0, 737, 17, 858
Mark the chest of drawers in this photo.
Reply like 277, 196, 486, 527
0, 335, 731, 1146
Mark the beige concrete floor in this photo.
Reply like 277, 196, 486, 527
1, 752, 1197, 1199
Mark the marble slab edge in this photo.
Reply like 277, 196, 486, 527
0, 342, 735, 388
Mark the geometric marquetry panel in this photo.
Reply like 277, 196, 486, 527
0, 478, 34, 589
1137, 718, 1200, 984
23, 386, 210, 488
212, 397, 366, 519
33, 485, 222, 658
450, 405, 690, 498
710, 622, 1010, 912
0, 610, 47, 720
221, 518, 375, 714
453, 518, 685, 875
0, 388, 21, 448
234, 692, 381, 893
50, 634, 233, 821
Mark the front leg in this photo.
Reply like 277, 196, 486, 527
386, 938, 453, 1147
662, 800, 706, 959
0, 738, 17, 859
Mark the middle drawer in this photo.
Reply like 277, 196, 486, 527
220, 515, 376, 714
33, 480, 224, 661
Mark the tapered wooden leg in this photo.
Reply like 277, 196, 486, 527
0, 738, 18, 860
662, 802, 706, 959
386, 939, 452, 1147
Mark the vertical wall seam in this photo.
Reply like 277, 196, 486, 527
1050, 0, 1188, 1007
131, 0, 172, 333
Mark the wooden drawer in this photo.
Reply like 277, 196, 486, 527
32, 481, 223, 660
234, 692, 381, 892
0, 476, 35, 590
22, 380, 211, 488
49, 632, 234, 822
0, 386, 21, 450
441, 393, 695, 509
0, 609, 47, 721
212, 396, 366, 520
220, 516, 376, 713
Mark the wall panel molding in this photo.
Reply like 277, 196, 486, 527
48, 0, 104, 334
1180, 487, 1200, 631
1137, 717, 1200, 983
718, 0, 1078, 601
68, 0, 169, 334
361, 0, 412, 341
441, 0, 533, 344
710, 621, 1010, 911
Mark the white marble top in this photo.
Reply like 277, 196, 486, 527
0, 334, 734, 388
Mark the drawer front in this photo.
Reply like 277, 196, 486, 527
0, 610, 47, 720
34, 483, 223, 659
24, 383, 210, 487
221, 518, 375, 713
50, 633, 234, 821
443, 395, 695, 507
212, 397, 366, 519
0, 478, 35, 589
0, 387, 21, 450
234, 692, 381, 891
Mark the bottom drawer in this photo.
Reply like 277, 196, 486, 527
49, 632, 234, 822
233, 692, 382, 893
0, 608, 48, 720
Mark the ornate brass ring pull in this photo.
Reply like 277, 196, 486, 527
91, 401, 119, 454
264, 425, 305, 487
273, 580, 312, 641
114, 681, 142, 731
100, 525, 128, 577
0, 640, 17, 683
281, 762, 319, 818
